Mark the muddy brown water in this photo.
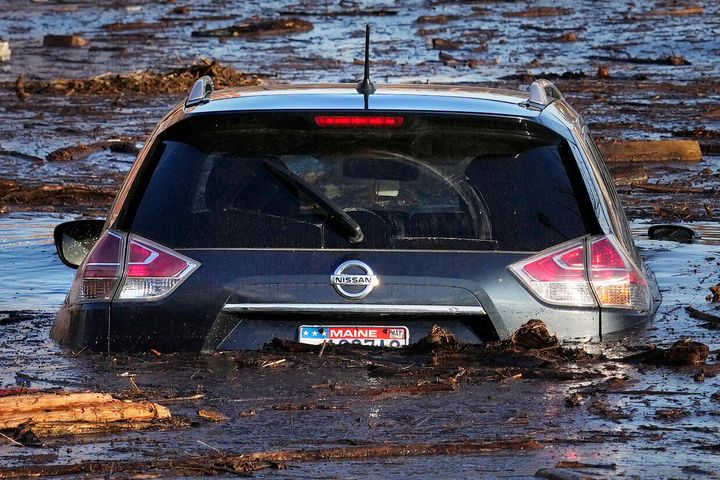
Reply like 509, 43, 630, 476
1, 0, 720, 477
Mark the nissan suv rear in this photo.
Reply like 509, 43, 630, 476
51, 78, 661, 352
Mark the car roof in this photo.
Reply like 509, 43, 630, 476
188, 83, 541, 118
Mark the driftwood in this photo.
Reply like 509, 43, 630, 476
17, 420, 174, 437
191, 18, 313, 38
329, 381, 457, 396
608, 164, 648, 186
0, 392, 170, 434
597, 139, 702, 162
630, 183, 716, 194
0, 438, 542, 477
42, 35, 88, 48
1, 184, 116, 205
46, 138, 139, 161
503, 7, 573, 17
589, 54, 691, 66
685, 306, 720, 326
643, 6, 703, 16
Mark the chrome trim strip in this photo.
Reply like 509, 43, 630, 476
222, 303, 486, 315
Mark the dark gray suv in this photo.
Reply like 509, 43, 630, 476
51, 77, 661, 352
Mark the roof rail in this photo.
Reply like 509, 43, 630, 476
185, 75, 214, 108
524, 79, 563, 110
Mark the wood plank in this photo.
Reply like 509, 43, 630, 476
0, 392, 170, 430
25, 420, 169, 437
597, 139, 702, 162
0, 392, 113, 413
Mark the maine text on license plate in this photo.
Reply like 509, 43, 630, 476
298, 326, 409, 347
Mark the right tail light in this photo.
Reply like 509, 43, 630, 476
509, 235, 650, 311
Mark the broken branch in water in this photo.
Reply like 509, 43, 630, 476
46, 138, 139, 162
0, 438, 542, 477
630, 183, 716, 195
685, 306, 720, 324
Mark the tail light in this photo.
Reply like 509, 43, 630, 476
71, 231, 125, 302
589, 237, 648, 309
70, 232, 198, 303
117, 236, 199, 300
510, 235, 650, 311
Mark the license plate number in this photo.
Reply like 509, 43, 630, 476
298, 325, 409, 347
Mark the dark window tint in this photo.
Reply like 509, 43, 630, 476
128, 113, 598, 251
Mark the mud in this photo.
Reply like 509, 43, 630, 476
1, 0, 720, 477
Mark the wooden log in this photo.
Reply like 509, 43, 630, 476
0, 438, 542, 477
597, 139, 702, 162
42, 35, 88, 48
608, 164, 648, 186
0, 392, 112, 413
0, 392, 170, 430
630, 183, 715, 194
644, 6, 703, 16
22, 420, 166, 437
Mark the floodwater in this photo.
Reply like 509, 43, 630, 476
1, 0, 719, 477
0, 218, 719, 477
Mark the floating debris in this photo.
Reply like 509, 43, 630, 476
623, 338, 709, 366
707, 284, 720, 303
597, 139, 702, 162
503, 7, 574, 17
655, 408, 690, 420
198, 409, 228, 422
42, 35, 88, 48
0, 41, 10, 62
589, 54, 691, 66
0, 392, 170, 438
0, 438, 542, 477
191, 18, 313, 38
46, 138, 139, 162
10, 59, 262, 95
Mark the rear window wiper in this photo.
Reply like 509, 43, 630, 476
263, 160, 364, 244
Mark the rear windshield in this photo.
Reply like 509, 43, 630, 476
127, 113, 597, 251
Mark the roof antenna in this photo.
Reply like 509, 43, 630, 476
356, 24, 376, 108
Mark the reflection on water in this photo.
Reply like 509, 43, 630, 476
0, 213, 75, 311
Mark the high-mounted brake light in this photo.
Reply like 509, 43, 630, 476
510, 235, 650, 311
315, 116, 404, 128
117, 236, 199, 300
71, 231, 125, 302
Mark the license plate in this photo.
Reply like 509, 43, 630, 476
298, 325, 409, 347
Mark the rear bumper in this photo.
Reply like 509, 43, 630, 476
51, 300, 653, 352
202, 309, 498, 352
51, 302, 109, 351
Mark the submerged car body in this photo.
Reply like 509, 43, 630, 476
52, 79, 661, 352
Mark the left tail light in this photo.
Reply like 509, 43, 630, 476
69, 232, 198, 303
71, 231, 125, 302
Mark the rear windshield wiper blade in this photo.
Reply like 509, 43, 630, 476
263, 160, 364, 244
